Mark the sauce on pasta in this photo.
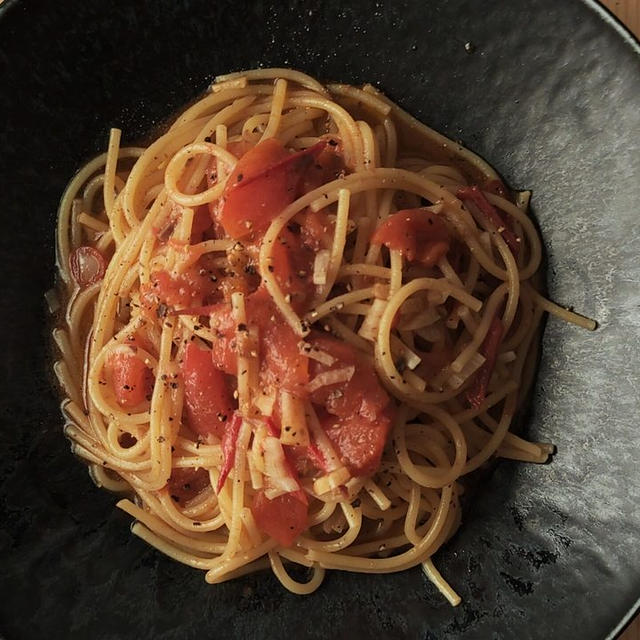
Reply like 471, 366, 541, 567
52, 68, 596, 603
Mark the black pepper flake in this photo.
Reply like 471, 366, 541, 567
170, 494, 180, 502
193, 522, 202, 526
217, 412, 228, 422
267, 265, 274, 272
351, 498, 361, 508
204, 135, 212, 142
157, 436, 166, 443
237, 323, 247, 332
169, 382, 179, 389
328, 139, 337, 146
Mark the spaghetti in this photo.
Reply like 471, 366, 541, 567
52, 68, 596, 603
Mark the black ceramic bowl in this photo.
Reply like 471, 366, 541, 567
1, 1, 639, 639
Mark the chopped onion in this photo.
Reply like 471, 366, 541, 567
298, 341, 337, 366
44, 288, 61, 314
515, 189, 532, 212
312, 466, 351, 496
447, 352, 486, 390
254, 389, 276, 416
390, 335, 421, 370
280, 391, 309, 446
306, 405, 342, 473
358, 298, 388, 341
262, 436, 300, 499
399, 297, 424, 316
427, 290, 448, 305
247, 450, 263, 490
400, 305, 440, 331
306, 366, 355, 394
251, 423, 267, 473
416, 322, 446, 344
312, 250, 331, 285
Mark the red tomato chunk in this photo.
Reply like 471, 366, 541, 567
105, 350, 154, 408
181, 342, 235, 440
251, 489, 308, 547
371, 208, 451, 267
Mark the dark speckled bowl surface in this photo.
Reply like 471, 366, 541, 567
0, 1, 639, 639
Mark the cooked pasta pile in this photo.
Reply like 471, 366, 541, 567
53, 68, 595, 603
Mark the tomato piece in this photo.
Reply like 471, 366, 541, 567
106, 349, 154, 408
299, 140, 345, 195
190, 205, 213, 243
457, 185, 520, 256
182, 342, 235, 440
219, 138, 325, 240
285, 442, 327, 476
466, 312, 504, 408
322, 410, 393, 477
269, 226, 314, 312
251, 489, 308, 547
145, 254, 221, 310
208, 289, 309, 393
299, 208, 335, 251
166, 467, 210, 504
371, 208, 451, 267
216, 413, 243, 492
208, 302, 238, 375
306, 332, 393, 477
308, 333, 389, 421
254, 290, 309, 392
69, 246, 106, 288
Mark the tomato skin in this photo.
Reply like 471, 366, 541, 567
371, 208, 451, 267
189, 205, 213, 243
219, 138, 297, 239
216, 413, 243, 492
466, 312, 504, 408
299, 141, 345, 195
106, 350, 154, 408
219, 139, 327, 240
69, 246, 106, 288
269, 226, 314, 312
251, 489, 308, 547
182, 342, 235, 439
322, 410, 393, 477
457, 186, 519, 256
